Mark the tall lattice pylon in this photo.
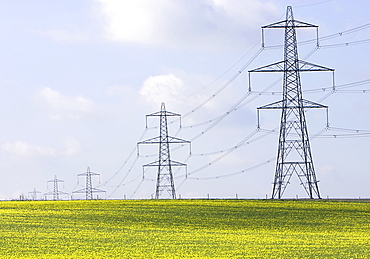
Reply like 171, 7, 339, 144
72, 167, 105, 200
249, 6, 334, 199
29, 188, 42, 200
44, 175, 68, 200
138, 102, 190, 199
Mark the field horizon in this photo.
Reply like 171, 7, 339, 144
0, 199, 369, 258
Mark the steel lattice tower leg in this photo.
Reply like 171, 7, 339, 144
53, 175, 60, 200
138, 102, 190, 199
156, 104, 175, 198
249, 6, 334, 199
85, 167, 93, 200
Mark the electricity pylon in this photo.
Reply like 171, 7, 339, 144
28, 188, 42, 200
138, 102, 190, 199
44, 175, 68, 200
72, 167, 105, 200
249, 6, 334, 199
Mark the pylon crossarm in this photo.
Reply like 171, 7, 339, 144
168, 136, 191, 143
146, 111, 181, 117
258, 99, 327, 110
258, 100, 285, 109
139, 136, 190, 144
249, 61, 285, 72
90, 188, 106, 193
47, 179, 64, 183
77, 172, 100, 176
72, 188, 88, 194
300, 99, 328, 109
249, 60, 333, 73
143, 160, 187, 167
298, 60, 334, 71
262, 19, 318, 29
138, 136, 161, 144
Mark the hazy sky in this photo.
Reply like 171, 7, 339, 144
0, 0, 369, 200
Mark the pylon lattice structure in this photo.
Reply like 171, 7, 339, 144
249, 6, 334, 199
44, 175, 68, 200
138, 102, 190, 199
29, 188, 42, 200
72, 167, 105, 200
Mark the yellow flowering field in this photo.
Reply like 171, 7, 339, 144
0, 199, 369, 258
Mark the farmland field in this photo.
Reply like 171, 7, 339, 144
0, 199, 369, 258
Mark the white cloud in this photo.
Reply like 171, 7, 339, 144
2, 141, 57, 158
96, 0, 279, 48
98, 0, 162, 44
2, 138, 82, 159
62, 138, 82, 156
139, 74, 184, 106
211, 0, 278, 27
37, 87, 95, 120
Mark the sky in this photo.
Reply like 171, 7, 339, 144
0, 0, 369, 200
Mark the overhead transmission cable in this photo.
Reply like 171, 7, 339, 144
168, 42, 262, 105
169, 13, 289, 113
251, 78, 370, 96
142, 42, 327, 189
182, 47, 264, 119
182, 45, 319, 137
172, 23, 370, 190
182, 125, 330, 182
105, 43, 266, 198
101, 128, 148, 186
172, 47, 322, 180
264, 22, 370, 49
113, 21, 370, 198
294, 0, 333, 8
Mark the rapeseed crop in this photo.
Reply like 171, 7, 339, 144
0, 199, 369, 258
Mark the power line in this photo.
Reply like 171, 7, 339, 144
182, 47, 264, 119
188, 129, 259, 176
106, 14, 370, 200
294, 0, 333, 8
108, 155, 140, 198
316, 127, 370, 138
187, 158, 275, 181
168, 42, 262, 105
264, 22, 370, 49
181, 126, 330, 182
319, 38, 370, 49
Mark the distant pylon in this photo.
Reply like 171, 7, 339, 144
44, 175, 68, 200
249, 6, 334, 199
72, 167, 105, 200
138, 102, 190, 199
28, 188, 42, 200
